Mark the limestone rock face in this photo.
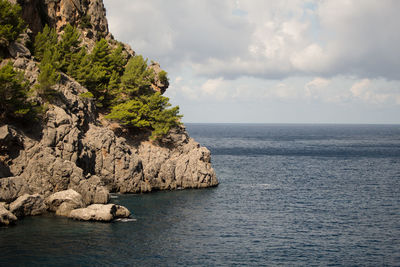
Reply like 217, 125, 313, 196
15, 0, 109, 39
0, 204, 17, 225
9, 194, 47, 218
68, 203, 130, 221
137, 127, 218, 191
0, 177, 27, 203
81, 125, 146, 193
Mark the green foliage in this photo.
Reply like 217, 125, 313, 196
71, 38, 126, 107
32, 24, 181, 139
36, 62, 60, 100
79, 91, 94, 99
158, 70, 169, 85
106, 56, 181, 139
120, 55, 154, 98
109, 43, 126, 74
0, 62, 33, 119
80, 14, 92, 28
106, 92, 182, 139
33, 25, 58, 62
0, 0, 25, 48
58, 24, 81, 72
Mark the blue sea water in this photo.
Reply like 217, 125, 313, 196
1, 123, 400, 266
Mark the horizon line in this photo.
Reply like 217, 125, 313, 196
182, 122, 400, 125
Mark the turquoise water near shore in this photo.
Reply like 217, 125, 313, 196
1, 124, 400, 266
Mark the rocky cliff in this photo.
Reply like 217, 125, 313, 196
0, 0, 218, 225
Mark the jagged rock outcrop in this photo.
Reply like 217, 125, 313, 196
0, 0, 218, 225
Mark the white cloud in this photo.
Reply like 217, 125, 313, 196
201, 78, 229, 100
349, 79, 399, 104
305, 77, 330, 98
104, 0, 400, 123
104, 0, 400, 80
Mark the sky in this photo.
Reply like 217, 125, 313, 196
103, 0, 400, 124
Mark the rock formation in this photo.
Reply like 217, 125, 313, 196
0, 0, 218, 225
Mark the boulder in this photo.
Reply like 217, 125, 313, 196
0, 176, 27, 202
8, 41, 31, 58
74, 175, 110, 205
0, 204, 17, 225
115, 205, 130, 218
69, 204, 116, 221
9, 194, 47, 218
68, 204, 130, 222
46, 189, 84, 216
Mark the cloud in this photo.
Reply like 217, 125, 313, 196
349, 79, 400, 104
305, 76, 329, 94
104, 0, 400, 81
104, 0, 400, 123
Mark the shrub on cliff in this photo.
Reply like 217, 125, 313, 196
106, 56, 181, 139
34, 25, 58, 62
0, 0, 25, 48
36, 62, 60, 100
158, 70, 169, 85
119, 55, 154, 98
58, 24, 81, 73
106, 92, 182, 139
0, 62, 33, 119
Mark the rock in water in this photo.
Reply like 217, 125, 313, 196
115, 205, 130, 218
68, 204, 130, 222
46, 189, 84, 216
9, 194, 47, 218
0, 203, 17, 225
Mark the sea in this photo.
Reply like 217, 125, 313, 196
1, 123, 399, 266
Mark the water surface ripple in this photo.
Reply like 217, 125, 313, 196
1, 124, 399, 266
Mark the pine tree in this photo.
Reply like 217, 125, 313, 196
57, 24, 81, 72
0, 0, 25, 48
66, 46, 87, 78
120, 55, 154, 98
109, 43, 126, 75
0, 62, 31, 118
36, 61, 60, 100
33, 25, 58, 61
106, 92, 182, 139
